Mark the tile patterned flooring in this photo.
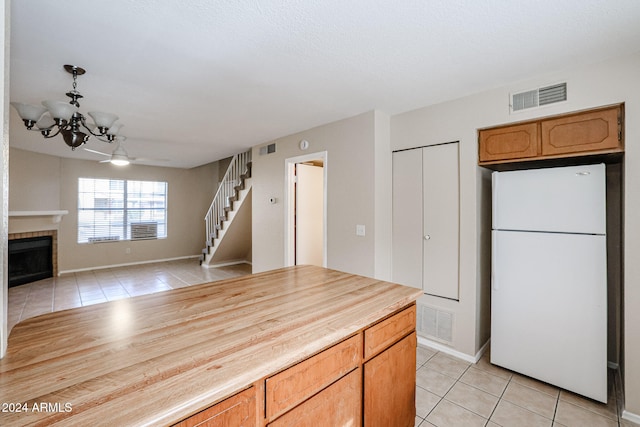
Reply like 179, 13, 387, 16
7, 258, 253, 331
415, 346, 637, 427
6, 259, 638, 427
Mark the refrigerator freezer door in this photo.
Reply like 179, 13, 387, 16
492, 164, 606, 234
491, 230, 607, 402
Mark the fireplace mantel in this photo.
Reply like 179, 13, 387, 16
8, 210, 69, 234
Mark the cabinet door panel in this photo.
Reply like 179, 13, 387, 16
364, 332, 417, 427
541, 106, 621, 156
268, 368, 361, 427
423, 143, 459, 300
173, 386, 256, 427
479, 122, 539, 162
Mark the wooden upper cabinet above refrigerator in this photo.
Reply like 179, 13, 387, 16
478, 104, 623, 166
392, 143, 460, 300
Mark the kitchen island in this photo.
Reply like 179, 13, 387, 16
0, 265, 422, 426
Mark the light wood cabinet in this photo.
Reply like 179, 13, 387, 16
265, 334, 361, 420
173, 386, 257, 427
364, 304, 416, 359
364, 332, 417, 427
541, 107, 621, 156
478, 122, 539, 162
268, 368, 362, 427
264, 306, 417, 426
478, 104, 623, 166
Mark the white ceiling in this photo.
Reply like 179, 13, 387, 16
9, 0, 640, 169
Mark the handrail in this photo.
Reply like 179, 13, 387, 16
204, 150, 252, 253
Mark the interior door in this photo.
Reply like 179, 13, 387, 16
295, 163, 324, 266
423, 143, 459, 300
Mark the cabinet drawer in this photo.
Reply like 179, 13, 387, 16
541, 106, 622, 156
268, 368, 362, 427
173, 386, 256, 427
364, 305, 416, 360
478, 122, 539, 163
265, 334, 361, 420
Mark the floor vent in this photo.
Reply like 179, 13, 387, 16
417, 303, 454, 344
511, 82, 567, 112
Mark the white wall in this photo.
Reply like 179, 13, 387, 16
252, 111, 387, 278
391, 52, 640, 418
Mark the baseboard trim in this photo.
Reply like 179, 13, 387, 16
59, 255, 200, 275
203, 260, 252, 269
417, 336, 490, 364
622, 409, 640, 424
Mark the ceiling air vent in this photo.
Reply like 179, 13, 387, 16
511, 82, 567, 112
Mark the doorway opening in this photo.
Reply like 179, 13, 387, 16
285, 151, 327, 267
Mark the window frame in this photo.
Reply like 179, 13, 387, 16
77, 177, 168, 244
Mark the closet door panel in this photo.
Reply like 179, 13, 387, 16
392, 149, 423, 290
423, 143, 460, 300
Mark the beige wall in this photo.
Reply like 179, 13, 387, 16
9, 148, 60, 210
392, 53, 640, 417
8, 148, 220, 272
252, 111, 384, 277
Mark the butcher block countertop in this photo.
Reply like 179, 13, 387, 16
0, 265, 422, 426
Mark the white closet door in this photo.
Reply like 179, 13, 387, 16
392, 149, 423, 289
423, 143, 459, 300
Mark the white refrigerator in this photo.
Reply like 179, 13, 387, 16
491, 163, 607, 403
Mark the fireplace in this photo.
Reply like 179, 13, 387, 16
8, 231, 58, 288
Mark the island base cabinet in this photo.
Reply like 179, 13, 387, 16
268, 368, 362, 426
173, 386, 257, 427
364, 332, 417, 427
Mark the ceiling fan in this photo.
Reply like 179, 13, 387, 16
84, 137, 168, 166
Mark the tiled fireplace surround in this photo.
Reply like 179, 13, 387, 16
8, 229, 59, 278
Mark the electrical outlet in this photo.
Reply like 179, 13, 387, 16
356, 224, 365, 236
125, 247, 131, 254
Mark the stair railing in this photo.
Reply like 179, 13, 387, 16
204, 150, 252, 252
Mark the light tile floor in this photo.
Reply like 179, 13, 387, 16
7, 260, 639, 427
7, 258, 252, 331
415, 345, 638, 427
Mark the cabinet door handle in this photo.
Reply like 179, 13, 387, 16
424, 235, 431, 240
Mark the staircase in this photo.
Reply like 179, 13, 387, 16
201, 150, 252, 266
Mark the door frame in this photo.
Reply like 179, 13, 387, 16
284, 151, 328, 267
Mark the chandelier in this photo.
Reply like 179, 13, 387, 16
11, 65, 123, 149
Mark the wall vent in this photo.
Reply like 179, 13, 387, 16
259, 143, 276, 155
511, 82, 567, 112
417, 303, 454, 344
131, 222, 158, 240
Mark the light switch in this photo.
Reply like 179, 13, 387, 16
356, 224, 365, 236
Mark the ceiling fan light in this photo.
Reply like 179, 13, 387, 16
42, 100, 78, 122
110, 154, 130, 166
88, 111, 119, 131
11, 102, 47, 122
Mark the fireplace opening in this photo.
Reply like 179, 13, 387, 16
8, 236, 53, 287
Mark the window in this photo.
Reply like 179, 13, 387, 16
78, 178, 167, 243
